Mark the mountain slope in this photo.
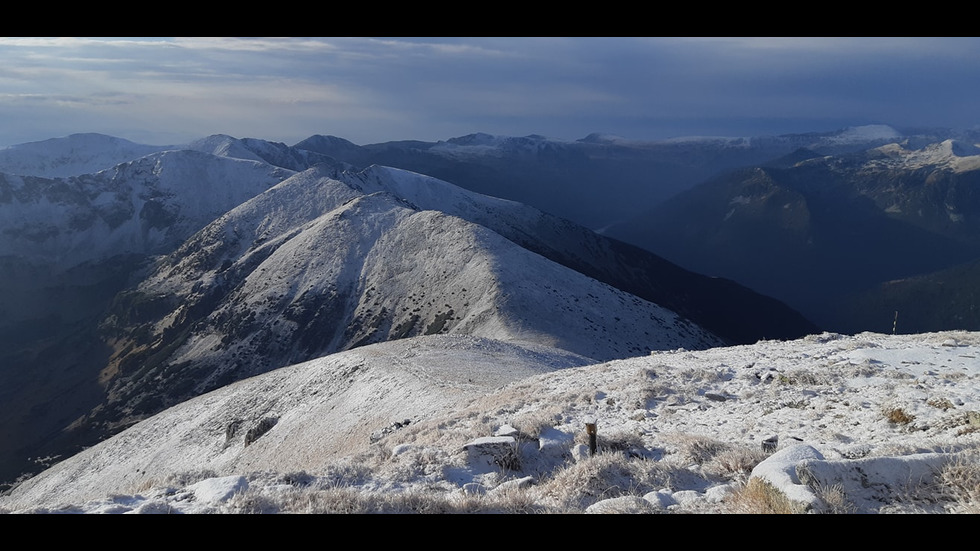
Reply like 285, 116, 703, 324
344, 165, 818, 344
607, 139, 980, 332
0, 149, 297, 487
5, 329, 980, 513
834, 258, 980, 334
0, 334, 595, 508
294, 133, 789, 230
84, 166, 724, 445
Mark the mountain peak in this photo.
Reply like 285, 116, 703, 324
579, 132, 630, 144
0, 133, 171, 178
296, 134, 359, 146
445, 132, 500, 146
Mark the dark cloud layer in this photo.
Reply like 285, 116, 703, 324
1, 37, 978, 147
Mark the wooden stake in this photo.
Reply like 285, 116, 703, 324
585, 422, 597, 456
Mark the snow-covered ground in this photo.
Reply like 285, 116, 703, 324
4, 330, 980, 514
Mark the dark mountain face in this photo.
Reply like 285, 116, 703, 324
293, 133, 809, 231
834, 258, 980, 334
607, 143, 980, 332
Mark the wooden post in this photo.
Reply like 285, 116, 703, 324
585, 422, 597, 456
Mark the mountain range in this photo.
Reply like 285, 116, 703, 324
0, 131, 814, 489
292, 125, 915, 232
605, 129, 980, 333
2, 125, 979, 509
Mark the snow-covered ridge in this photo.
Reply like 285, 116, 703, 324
185, 134, 267, 163
0, 133, 173, 178
350, 164, 526, 217
0, 150, 293, 269
4, 330, 980, 514
660, 135, 753, 146
112, 165, 723, 398
428, 133, 573, 159
868, 139, 980, 172
424, 125, 908, 158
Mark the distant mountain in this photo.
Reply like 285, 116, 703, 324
0, 133, 171, 178
186, 134, 349, 172
607, 133, 980, 332
294, 124, 957, 232
295, 132, 793, 230
0, 150, 293, 269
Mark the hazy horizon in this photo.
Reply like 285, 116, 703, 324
2, 37, 979, 148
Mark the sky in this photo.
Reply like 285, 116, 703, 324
2, 37, 980, 148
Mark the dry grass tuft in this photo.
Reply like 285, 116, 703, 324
939, 451, 980, 513
225, 486, 282, 514
530, 452, 672, 511
669, 434, 731, 465
127, 477, 159, 495
707, 445, 768, 480
885, 407, 915, 425
927, 397, 956, 411
726, 477, 808, 514
813, 483, 856, 514
224, 481, 564, 514
510, 406, 565, 438
777, 368, 832, 386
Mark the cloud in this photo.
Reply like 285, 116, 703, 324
1, 37, 979, 147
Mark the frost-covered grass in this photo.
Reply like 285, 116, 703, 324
5, 330, 980, 514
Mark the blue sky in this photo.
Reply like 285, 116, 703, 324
2, 37, 979, 147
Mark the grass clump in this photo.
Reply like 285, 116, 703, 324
726, 477, 808, 514
669, 434, 731, 465
939, 451, 980, 513
530, 452, 672, 511
885, 407, 915, 425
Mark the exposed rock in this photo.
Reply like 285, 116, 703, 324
642, 489, 677, 509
